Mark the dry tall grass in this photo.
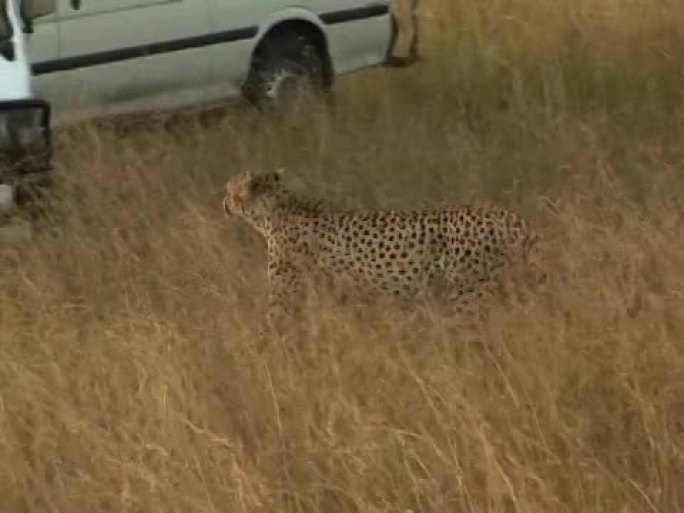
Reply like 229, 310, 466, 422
2, 0, 684, 511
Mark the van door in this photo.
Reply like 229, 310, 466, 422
203, 0, 260, 100
11, 0, 60, 100
24, 5, 59, 72
31, 0, 212, 121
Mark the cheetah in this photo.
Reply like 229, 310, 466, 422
222, 169, 546, 326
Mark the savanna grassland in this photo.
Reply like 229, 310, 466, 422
2, 0, 684, 511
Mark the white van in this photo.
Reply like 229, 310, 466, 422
1, 0, 53, 215
26, 0, 395, 124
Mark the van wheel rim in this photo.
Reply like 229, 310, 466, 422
265, 69, 303, 104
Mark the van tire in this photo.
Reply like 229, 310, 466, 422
243, 30, 329, 111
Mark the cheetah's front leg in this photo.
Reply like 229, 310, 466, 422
266, 259, 305, 331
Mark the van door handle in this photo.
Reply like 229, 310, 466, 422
71, 0, 81, 10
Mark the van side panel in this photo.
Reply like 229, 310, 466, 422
33, 0, 214, 123
319, 5, 392, 75
203, 0, 261, 99
29, 0, 392, 122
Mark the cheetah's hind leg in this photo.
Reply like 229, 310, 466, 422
444, 278, 500, 327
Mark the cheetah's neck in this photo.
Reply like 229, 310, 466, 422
272, 190, 344, 218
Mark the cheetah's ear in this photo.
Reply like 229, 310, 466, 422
262, 168, 284, 187
248, 170, 280, 195
268, 168, 284, 185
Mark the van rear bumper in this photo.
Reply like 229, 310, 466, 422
0, 98, 53, 174
0, 98, 53, 215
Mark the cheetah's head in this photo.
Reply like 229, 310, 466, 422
223, 169, 284, 220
